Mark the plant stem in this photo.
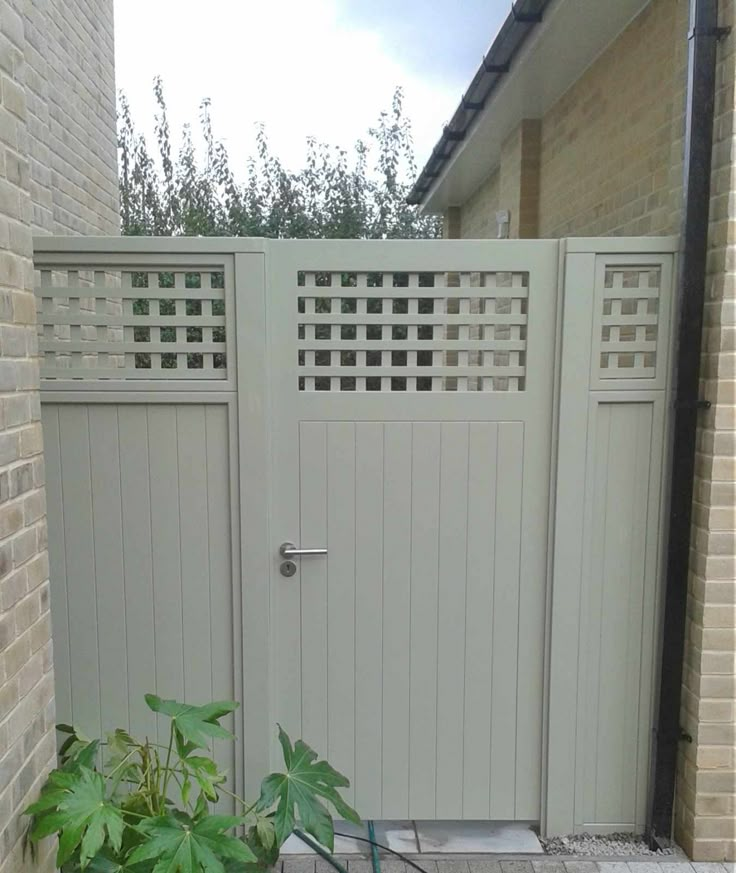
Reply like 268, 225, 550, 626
121, 809, 149, 820
139, 746, 156, 816
104, 748, 139, 781
159, 723, 175, 814
217, 785, 257, 816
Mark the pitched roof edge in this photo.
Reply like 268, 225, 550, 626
407, 0, 553, 206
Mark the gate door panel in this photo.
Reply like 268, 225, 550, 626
267, 240, 560, 820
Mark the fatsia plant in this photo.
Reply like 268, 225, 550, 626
25, 694, 360, 872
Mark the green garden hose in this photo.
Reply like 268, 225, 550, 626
292, 828, 349, 873
367, 821, 381, 873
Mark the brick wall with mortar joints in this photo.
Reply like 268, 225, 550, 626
537, 0, 688, 238
0, 5, 56, 869
455, 0, 688, 241
0, 2, 118, 871
23, 0, 118, 235
461, 169, 500, 238
456, 120, 539, 240
496, 120, 541, 239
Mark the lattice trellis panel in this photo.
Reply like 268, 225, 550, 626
36, 267, 228, 381
297, 270, 529, 392
598, 265, 660, 380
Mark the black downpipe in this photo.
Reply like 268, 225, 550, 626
648, 0, 725, 845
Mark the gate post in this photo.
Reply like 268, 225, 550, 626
233, 249, 273, 799
545, 248, 597, 836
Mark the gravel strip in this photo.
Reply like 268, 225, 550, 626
540, 834, 679, 857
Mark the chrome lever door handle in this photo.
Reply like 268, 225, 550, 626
279, 541, 327, 558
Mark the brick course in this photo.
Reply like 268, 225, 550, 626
23, 0, 118, 235
0, 1, 117, 872
460, 169, 499, 239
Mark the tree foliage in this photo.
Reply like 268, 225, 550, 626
119, 79, 440, 239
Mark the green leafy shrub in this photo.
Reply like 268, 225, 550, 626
119, 80, 442, 240
25, 694, 359, 872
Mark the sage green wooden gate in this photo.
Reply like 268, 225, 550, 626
35, 236, 677, 836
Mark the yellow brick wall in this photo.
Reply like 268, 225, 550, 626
501, 120, 541, 238
537, 0, 688, 238
456, 0, 688, 242
461, 169, 500, 238
458, 120, 541, 240
0, 2, 118, 871
24, 0, 119, 235
0, 4, 57, 865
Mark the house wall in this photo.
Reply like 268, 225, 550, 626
24, 0, 119, 235
501, 119, 541, 238
460, 169, 500, 238
456, 0, 687, 242
537, 0, 687, 238
0, 1, 118, 871
451, 0, 734, 860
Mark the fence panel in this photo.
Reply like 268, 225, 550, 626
546, 240, 676, 835
35, 236, 678, 833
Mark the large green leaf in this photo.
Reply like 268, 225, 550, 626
58, 735, 101, 774
105, 729, 138, 769
25, 789, 69, 817
26, 766, 123, 868
144, 696, 236, 749
50, 767, 124, 868
180, 756, 225, 802
243, 821, 279, 871
85, 848, 153, 873
255, 817, 275, 852
25, 772, 75, 857
105, 730, 143, 798
256, 726, 360, 850
127, 815, 256, 873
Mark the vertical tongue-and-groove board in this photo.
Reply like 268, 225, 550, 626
267, 240, 560, 820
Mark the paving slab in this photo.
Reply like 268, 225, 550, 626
282, 858, 317, 873
317, 860, 362, 873
532, 862, 566, 873
435, 861, 471, 873
348, 861, 375, 873
564, 863, 600, 873
282, 857, 727, 873
416, 822, 542, 854
500, 861, 535, 873
368, 821, 419, 855
281, 834, 365, 855
281, 822, 370, 855
380, 860, 408, 873
467, 861, 502, 873
598, 863, 631, 873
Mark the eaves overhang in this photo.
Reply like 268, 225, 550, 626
409, 0, 653, 214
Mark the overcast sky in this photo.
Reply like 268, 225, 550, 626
114, 0, 508, 174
